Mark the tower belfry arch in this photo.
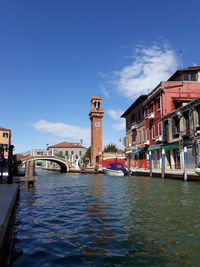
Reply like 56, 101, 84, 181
89, 96, 104, 165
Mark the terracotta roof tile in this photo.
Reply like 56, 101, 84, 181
0, 127, 11, 131
48, 141, 83, 148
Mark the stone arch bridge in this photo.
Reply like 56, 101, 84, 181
22, 155, 78, 177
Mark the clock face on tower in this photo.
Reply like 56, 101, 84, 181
95, 122, 101, 127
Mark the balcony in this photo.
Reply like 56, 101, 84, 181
148, 112, 155, 120
155, 135, 163, 143
131, 122, 137, 130
144, 139, 150, 145
180, 129, 190, 137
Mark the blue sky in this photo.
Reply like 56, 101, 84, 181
1, 0, 200, 153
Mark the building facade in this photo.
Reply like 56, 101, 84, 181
163, 97, 200, 171
144, 66, 200, 169
45, 141, 87, 170
0, 127, 11, 159
121, 66, 200, 174
121, 95, 148, 169
47, 141, 87, 160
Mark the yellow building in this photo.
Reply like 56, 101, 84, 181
0, 127, 11, 159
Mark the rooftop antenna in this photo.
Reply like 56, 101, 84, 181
179, 50, 183, 69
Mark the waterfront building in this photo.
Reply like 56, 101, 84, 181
144, 66, 200, 169
102, 151, 127, 167
89, 96, 104, 166
46, 141, 87, 170
121, 95, 148, 169
47, 141, 87, 159
163, 97, 200, 171
0, 127, 11, 159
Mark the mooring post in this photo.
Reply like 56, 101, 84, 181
149, 151, 152, 177
184, 146, 187, 181
161, 148, 165, 179
25, 161, 30, 178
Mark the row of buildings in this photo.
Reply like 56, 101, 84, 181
121, 66, 200, 173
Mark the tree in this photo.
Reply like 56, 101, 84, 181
82, 146, 91, 161
103, 143, 118, 152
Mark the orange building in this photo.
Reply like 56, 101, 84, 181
0, 127, 11, 159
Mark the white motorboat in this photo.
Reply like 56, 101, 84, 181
103, 163, 131, 176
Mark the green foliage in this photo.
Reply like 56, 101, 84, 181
103, 143, 118, 152
82, 146, 91, 161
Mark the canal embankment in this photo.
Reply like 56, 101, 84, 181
0, 183, 19, 266
131, 167, 200, 181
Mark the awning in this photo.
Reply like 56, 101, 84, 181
148, 145, 161, 151
131, 148, 143, 155
125, 150, 133, 154
161, 143, 179, 149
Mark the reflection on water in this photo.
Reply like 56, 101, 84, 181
12, 170, 200, 266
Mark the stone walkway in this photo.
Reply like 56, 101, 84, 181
0, 184, 19, 266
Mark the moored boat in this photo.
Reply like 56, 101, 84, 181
103, 163, 131, 176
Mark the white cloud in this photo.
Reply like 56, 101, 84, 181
113, 121, 125, 131
113, 44, 178, 98
100, 85, 110, 99
32, 120, 90, 145
107, 109, 125, 131
107, 109, 124, 120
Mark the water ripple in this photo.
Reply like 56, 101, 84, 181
12, 170, 200, 266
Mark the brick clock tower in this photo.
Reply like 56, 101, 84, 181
89, 96, 104, 165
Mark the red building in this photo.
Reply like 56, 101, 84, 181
144, 66, 200, 168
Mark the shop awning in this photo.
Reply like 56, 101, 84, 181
148, 145, 161, 151
131, 148, 143, 155
161, 143, 179, 149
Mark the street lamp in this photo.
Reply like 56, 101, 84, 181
80, 139, 83, 145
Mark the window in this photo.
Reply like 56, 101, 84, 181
191, 73, 197, 81
132, 131, 137, 143
79, 151, 82, 156
145, 106, 148, 117
65, 151, 68, 156
131, 113, 136, 124
137, 131, 141, 143
71, 151, 74, 155
158, 122, 162, 136
146, 128, 149, 140
176, 74, 182, 81
196, 105, 200, 126
183, 111, 190, 131
151, 126, 155, 139
138, 109, 141, 121
157, 97, 161, 111
0, 144, 8, 151
3, 132, 8, 138
163, 120, 169, 141
183, 73, 189, 81
143, 128, 146, 141
172, 116, 180, 137
151, 102, 154, 112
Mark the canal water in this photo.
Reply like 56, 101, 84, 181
12, 170, 200, 266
